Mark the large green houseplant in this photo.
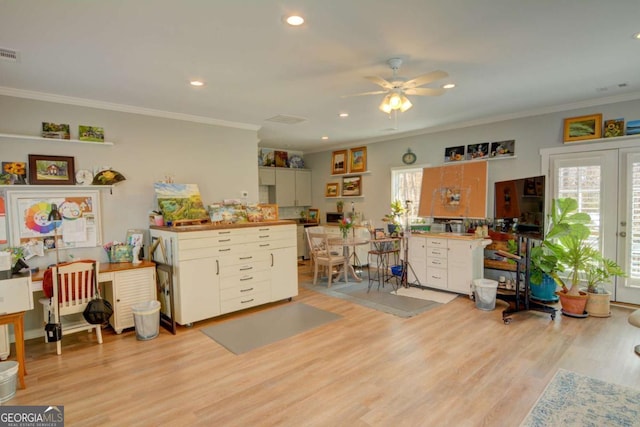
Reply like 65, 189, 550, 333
530, 198, 625, 315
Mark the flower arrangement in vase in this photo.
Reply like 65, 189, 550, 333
338, 217, 353, 239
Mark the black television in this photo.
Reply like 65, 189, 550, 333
494, 175, 545, 237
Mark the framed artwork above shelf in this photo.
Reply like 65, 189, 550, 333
0, 132, 114, 146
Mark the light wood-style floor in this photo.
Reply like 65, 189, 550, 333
10, 262, 640, 426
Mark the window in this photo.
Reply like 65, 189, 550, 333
391, 166, 424, 220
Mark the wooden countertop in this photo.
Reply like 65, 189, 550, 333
150, 219, 296, 232
409, 232, 491, 241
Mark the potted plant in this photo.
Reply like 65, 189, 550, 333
531, 198, 625, 316
583, 257, 625, 317
382, 200, 406, 235
336, 200, 344, 213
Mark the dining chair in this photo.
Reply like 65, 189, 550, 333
307, 232, 348, 287
41, 260, 103, 355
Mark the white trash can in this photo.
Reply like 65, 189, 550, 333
473, 279, 499, 311
0, 361, 18, 403
132, 300, 161, 340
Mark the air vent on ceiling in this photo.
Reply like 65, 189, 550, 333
265, 115, 307, 125
0, 48, 19, 62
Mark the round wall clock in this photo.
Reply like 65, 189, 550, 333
75, 169, 94, 185
402, 149, 417, 165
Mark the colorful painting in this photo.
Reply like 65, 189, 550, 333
604, 118, 625, 138
490, 140, 515, 158
1, 161, 27, 184
444, 145, 465, 162
42, 122, 70, 139
626, 120, 640, 136
78, 125, 105, 142
259, 148, 275, 167
466, 143, 489, 160
275, 150, 288, 167
154, 183, 208, 223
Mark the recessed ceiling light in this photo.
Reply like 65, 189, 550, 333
190, 80, 205, 87
633, 32, 640, 40
339, 113, 349, 118
442, 83, 456, 89
321, 136, 329, 140
285, 15, 305, 26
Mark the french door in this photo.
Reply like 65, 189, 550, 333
544, 141, 640, 304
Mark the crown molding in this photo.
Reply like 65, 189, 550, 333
0, 86, 260, 131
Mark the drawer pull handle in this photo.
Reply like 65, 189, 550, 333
240, 266, 253, 271
259, 235, 270, 238
259, 228, 270, 231
239, 256, 253, 260
219, 231, 231, 234
219, 238, 231, 242
219, 248, 231, 252
259, 244, 270, 247
241, 298, 254, 304
240, 288, 254, 293
240, 276, 253, 281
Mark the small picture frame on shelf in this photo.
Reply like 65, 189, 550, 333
563, 114, 602, 143
349, 146, 367, 173
78, 125, 105, 142
307, 208, 319, 223
325, 182, 339, 197
331, 149, 348, 175
603, 118, 625, 138
466, 142, 489, 160
342, 175, 362, 196
28, 154, 76, 185
42, 122, 70, 140
444, 145, 465, 162
490, 140, 515, 158
275, 150, 288, 167
0, 161, 27, 185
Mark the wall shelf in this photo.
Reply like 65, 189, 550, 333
0, 185, 114, 190
329, 171, 371, 177
445, 156, 516, 165
325, 196, 364, 199
0, 132, 114, 146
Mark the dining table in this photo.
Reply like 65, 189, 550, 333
328, 236, 370, 282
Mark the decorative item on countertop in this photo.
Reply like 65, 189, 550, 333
92, 169, 126, 185
336, 200, 344, 213
338, 217, 353, 239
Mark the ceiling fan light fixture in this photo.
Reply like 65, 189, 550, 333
399, 94, 412, 112
379, 94, 393, 113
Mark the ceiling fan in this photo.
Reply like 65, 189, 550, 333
345, 58, 449, 113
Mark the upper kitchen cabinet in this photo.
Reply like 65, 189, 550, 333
259, 168, 276, 186
275, 168, 312, 207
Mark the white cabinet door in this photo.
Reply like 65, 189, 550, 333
259, 168, 276, 185
295, 169, 312, 206
176, 257, 220, 325
109, 267, 157, 334
408, 237, 428, 285
275, 169, 296, 206
447, 240, 474, 294
270, 246, 298, 301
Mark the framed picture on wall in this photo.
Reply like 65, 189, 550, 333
307, 208, 319, 223
444, 146, 465, 162
342, 175, 362, 196
563, 114, 602, 143
331, 150, 348, 174
28, 154, 76, 185
325, 182, 339, 197
490, 140, 515, 158
349, 146, 367, 173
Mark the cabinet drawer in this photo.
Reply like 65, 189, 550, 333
180, 244, 247, 260
219, 268, 270, 289
427, 247, 447, 258
220, 252, 270, 267
427, 257, 447, 268
220, 280, 269, 300
426, 267, 448, 288
179, 233, 250, 250
220, 290, 270, 314
426, 238, 447, 248
248, 238, 295, 251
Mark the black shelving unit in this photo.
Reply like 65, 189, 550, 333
496, 235, 557, 324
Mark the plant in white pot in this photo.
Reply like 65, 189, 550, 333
583, 258, 625, 317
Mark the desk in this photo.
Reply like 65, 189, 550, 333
328, 237, 369, 282
0, 312, 26, 389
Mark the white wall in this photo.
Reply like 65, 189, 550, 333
305, 98, 640, 227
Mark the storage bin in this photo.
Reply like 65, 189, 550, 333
132, 300, 161, 340
473, 279, 498, 311
0, 361, 19, 403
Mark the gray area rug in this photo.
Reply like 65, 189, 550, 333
302, 277, 443, 318
200, 303, 342, 354
520, 368, 640, 426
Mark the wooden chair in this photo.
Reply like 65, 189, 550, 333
45, 261, 103, 355
307, 232, 348, 287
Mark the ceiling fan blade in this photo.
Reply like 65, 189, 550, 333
365, 75, 394, 89
404, 87, 446, 96
403, 70, 449, 88
341, 90, 389, 98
